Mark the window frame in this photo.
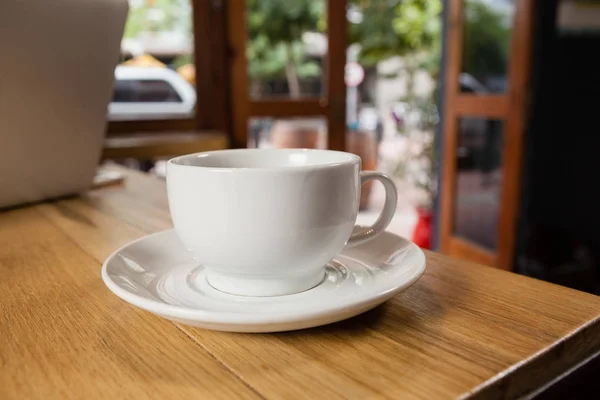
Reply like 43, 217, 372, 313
106, 0, 230, 140
439, 0, 536, 269
226, 1, 348, 150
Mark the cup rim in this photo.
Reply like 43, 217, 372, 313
167, 148, 361, 172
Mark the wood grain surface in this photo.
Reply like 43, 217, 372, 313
1, 166, 599, 399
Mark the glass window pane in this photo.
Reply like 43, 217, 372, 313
109, 0, 195, 121
460, 0, 515, 94
248, 118, 327, 149
247, 0, 326, 99
453, 118, 504, 250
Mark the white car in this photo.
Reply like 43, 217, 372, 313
108, 66, 196, 120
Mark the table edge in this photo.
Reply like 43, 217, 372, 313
463, 313, 600, 399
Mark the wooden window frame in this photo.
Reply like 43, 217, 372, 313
439, 0, 536, 270
227, 1, 348, 150
106, 0, 230, 142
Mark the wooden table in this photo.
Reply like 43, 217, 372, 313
1, 166, 599, 399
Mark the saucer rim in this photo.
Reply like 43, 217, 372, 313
102, 229, 426, 326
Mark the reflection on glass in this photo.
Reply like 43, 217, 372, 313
453, 118, 503, 250
248, 118, 327, 149
112, 79, 184, 103
460, 0, 514, 94
247, 0, 326, 99
109, 0, 195, 121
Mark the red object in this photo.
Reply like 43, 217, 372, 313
412, 208, 433, 249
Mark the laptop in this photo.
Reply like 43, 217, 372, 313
0, 0, 128, 208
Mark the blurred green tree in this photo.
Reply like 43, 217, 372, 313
247, 0, 323, 98
347, 0, 442, 82
348, 0, 440, 69
124, 0, 192, 39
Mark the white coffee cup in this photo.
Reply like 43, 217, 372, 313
167, 148, 397, 297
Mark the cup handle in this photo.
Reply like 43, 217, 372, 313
346, 171, 398, 247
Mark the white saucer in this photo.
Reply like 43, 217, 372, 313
102, 229, 426, 332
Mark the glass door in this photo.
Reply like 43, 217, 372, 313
439, 0, 535, 269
